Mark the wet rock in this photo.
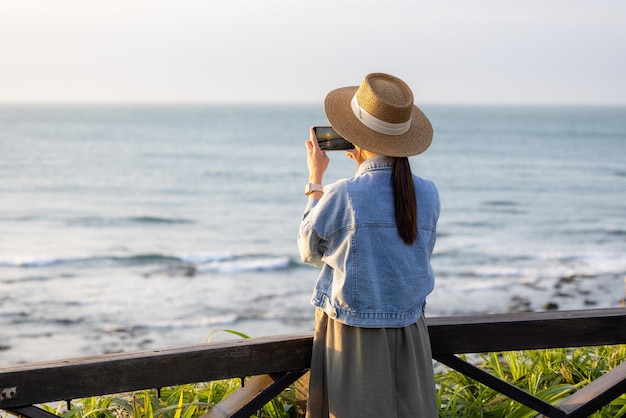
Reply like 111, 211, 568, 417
543, 302, 559, 310
509, 295, 532, 312
557, 274, 595, 284
554, 291, 574, 298
558, 275, 577, 285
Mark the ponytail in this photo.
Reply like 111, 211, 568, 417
392, 157, 417, 245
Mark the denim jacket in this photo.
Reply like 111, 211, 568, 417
298, 156, 440, 328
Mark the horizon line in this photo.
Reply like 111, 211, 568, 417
1, 100, 625, 107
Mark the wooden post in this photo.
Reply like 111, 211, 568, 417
295, 372, 310, 417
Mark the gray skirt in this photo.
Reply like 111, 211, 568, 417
306, 308, 438, 418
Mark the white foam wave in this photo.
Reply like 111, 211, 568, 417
195, 256, 291, 274
434, 251, 626, 294
0, 256, 87, 268
0, 251, 293, 277
177, 251, 237, 264
539, 251, 626, 276
435, 277, 523, 293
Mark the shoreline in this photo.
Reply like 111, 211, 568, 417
427, 272, 625, 317
2, 272, 624, 368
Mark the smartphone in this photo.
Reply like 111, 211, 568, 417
314, 126, 354, 151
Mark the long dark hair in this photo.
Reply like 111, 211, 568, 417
392, 157, 417, 245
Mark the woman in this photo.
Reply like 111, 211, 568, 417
298, 73, 440, 417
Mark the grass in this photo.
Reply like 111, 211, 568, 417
3, 344, 626, 417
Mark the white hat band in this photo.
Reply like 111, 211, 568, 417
351, 95, 412, 136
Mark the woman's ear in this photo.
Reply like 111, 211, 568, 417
346, 148, 359, 162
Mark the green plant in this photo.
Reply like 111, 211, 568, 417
436, 345, 626, 417
37, 378, 295, 418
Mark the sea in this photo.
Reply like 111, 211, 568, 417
1, 104, 625, 366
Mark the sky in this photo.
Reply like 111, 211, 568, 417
1, 0, 625, 105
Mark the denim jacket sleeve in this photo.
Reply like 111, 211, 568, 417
298, 198, 326, 267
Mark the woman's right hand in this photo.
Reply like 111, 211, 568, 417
305, 127, 330, 184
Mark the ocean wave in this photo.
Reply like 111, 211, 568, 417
66, 216, 195, 226
194, 256, 291, 274
563, 227, 626, 237
109, 253, 182, 265
101, 314, 239, 333
433, 249, 626, 294
0, 256, 90, 268
436, 277, 522, 293
483, 200, 518, 207
178, 251, 237, 264
127, 216, 194, 224
0, 252, 230, 268
0, 251, 294, 275
613, 169, 626, 178
606, 228, 626, 237
0, 275, 52, 284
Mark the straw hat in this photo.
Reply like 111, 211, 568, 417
324, 73, 433, 157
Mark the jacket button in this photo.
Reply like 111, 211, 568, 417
329, 311, 337, 319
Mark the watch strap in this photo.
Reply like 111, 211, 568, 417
305, 183, 324, 195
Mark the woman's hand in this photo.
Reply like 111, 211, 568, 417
305, 127, 330, 184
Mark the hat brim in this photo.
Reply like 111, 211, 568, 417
324, 86, 433, 157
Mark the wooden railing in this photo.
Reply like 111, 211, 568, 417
1, 308, 626, 418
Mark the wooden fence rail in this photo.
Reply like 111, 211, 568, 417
1, 308, 626, 417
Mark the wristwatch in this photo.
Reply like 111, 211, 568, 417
304, 183, 324, 195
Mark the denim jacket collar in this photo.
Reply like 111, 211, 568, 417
356, 155, 395, 176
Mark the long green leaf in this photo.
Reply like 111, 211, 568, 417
173, 387, 184, 418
